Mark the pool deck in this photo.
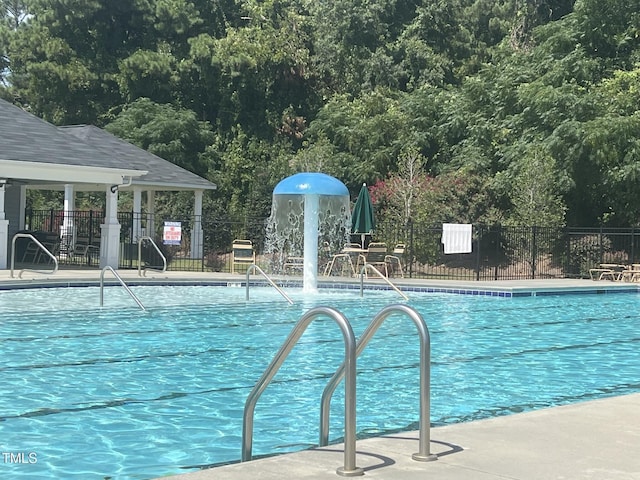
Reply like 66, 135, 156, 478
2, 269, 639, 479
163, 393, 640, 480
2, 267, 639, 296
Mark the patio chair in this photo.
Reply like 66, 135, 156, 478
71, 237, 100, 265
359, 242, 389, 277
385, 243, 405, 278
35, 233, 61, 264
284, 255, 304, 274
232, 239, 256, 273
323, 243, 362, 277
21, 239, 40, 263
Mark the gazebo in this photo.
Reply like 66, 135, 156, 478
0, 98, 216, 270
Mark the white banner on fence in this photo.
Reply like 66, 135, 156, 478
442, 223, 472, 254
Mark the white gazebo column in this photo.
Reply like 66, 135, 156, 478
132, 187, 143, 242
62, 184, 75, 251
146, 190, 155, 238
0, 182, 8, 269
100, 185, 121, 269
190, 190, 204, 259
18, 186, 26, 230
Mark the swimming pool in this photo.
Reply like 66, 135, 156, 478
1, 285, 639, 479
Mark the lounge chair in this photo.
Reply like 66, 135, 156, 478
232, 239, 256, 273
618, 264, 640, 282
589, 263, 623, 281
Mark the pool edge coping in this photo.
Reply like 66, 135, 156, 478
1, 270, 638, 297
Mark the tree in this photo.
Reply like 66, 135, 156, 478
499, 146, 567, 226
105, 97, 214, 177
208, 2, 314, 137
209, 125, 293, 220
305, 89, 413, 188
0, 0, 29, 93
370, 149, 426, 226
575, 0, 640, 64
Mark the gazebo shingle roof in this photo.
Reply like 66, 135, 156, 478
60, 125, 216, 190
0, 98, 216, 190
0, 98, 140, 171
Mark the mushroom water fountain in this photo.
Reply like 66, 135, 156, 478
265, 173, 351, 292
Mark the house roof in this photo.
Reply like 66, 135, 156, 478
0, 98, 216, 191
59, 125, 216, 191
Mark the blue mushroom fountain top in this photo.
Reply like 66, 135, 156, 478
274, 172, 349, 196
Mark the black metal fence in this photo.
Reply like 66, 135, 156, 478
19, 209, 640, 280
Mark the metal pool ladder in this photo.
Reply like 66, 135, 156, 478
100, 266, 146, 311
137, 236, 167, 276
359, 264, 408, 300
319, 304, 437, 462
245, 264, 294, 305
242, 306, 363, 476
10, 233, 59, 278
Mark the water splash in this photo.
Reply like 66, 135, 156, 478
265, 173, 351, 291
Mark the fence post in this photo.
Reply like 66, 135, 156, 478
564, 227, 570, 277
408, 219, 414, 278
25, 208, 32, 230
89, 210, 94, 244
475, 225, 481, 281
494, 225, 499, 280
631, 227, 635, 264
48, 209, 55, 233
531, 226, 537, 279
598, 225, 604, 264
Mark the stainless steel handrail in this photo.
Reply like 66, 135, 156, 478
137, 236, 167, 277
359, 264, 409, 300
242, 306, 363, 477
10, 233, 59, 278
100, 266, 146, 311
245, 264, 294, 305
319, 304, 437, 462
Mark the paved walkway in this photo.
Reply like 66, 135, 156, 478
160, 393, 640, 480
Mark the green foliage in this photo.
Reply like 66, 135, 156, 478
104, 98, 214, 177
567, 233, 613, 276
9, 0, 640, 232
499, 147, 568, 227
371, 148, 500, 262
209, 125, 293, 220
575, 0, 640, 63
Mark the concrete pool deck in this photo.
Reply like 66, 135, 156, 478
2, 267, 640, 296
163, 393, 640, 480
1, 269, 639, 479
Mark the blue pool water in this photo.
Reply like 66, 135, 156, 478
1, 285, 639, 479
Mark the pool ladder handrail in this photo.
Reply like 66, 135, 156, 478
359, 264, 408, 300
100, 266, 146, 311
137, 236, 167, 276
242, 306, 363, 477
319, 304, 437, 462
10, 233, 59, 278
245, 264, 294, 305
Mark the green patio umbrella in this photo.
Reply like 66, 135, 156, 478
351, 183, 375, 248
